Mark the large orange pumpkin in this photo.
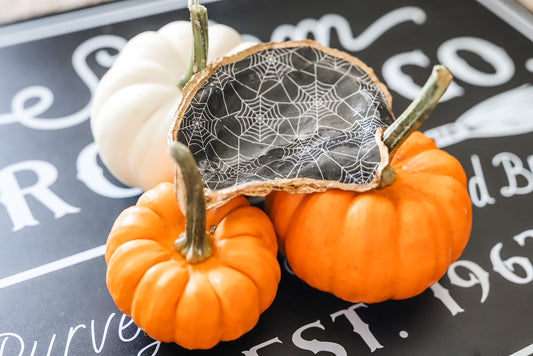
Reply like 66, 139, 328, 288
105, 143, 280, 349
266, 131, 472, 303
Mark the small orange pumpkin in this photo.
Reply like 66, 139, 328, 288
105, 143, 280, 349
266, 130, 472, 303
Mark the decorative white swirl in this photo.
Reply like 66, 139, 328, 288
425, 85, 533, 148
0, 35, 126, 130
382, 49, 464, 102
270, 6, 426, 50
437, 37, 515, 87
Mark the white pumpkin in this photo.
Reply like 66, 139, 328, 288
90, 21, 255, 190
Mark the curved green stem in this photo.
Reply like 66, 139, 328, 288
169, 142, 212, 264
378, 65, 452, 188
178, 0, 209, 89
383, 65, 453, 157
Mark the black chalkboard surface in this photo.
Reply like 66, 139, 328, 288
1, 0, 533, 355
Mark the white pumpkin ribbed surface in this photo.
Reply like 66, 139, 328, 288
91, 21, 253, 190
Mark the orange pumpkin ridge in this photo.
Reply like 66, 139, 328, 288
105, 143, 281, 349
266, 131, 472, 303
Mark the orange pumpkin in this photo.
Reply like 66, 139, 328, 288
105, 143, 280, 349
266, 130, 472, 303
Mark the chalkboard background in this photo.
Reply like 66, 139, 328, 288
1, 0, 533, 355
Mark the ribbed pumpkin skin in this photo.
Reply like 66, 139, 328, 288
91, 22, 253, 191
266, 131, 472, 303
105, 182, 280, 349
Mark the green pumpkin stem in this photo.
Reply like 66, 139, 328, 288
169, 142, 212, 263
383, 65, 453, 156
378, 65, 452, 188
178, 0, 209, 89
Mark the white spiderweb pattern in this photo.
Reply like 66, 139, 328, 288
178, 46, 394, 190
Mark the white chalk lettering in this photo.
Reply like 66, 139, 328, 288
137, 340, 161, 356
0, 333, 24, 356
434, 229, 533, 316
242, 337, 283, 356
447, 260, 490, 303
118, 314, 142, 342
64, 324, 86, 356
437, 37, 514, 87
468, 155, 496, 208
29, 334, 56, 356
430, 282, 465, 316
270, 7, 425, 50
0, 35, 125, 130
0, 160, 81, 232
382, 49, 463, 101
292, 320, 347, 355
514, 229, 533, 247
91, 313, 115, 353
330, 304, 383, 352
492, 152, 533, 197
0, 311, 161, 355
491, 230, 533, 284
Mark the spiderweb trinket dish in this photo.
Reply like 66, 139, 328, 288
170, 40, 399, 208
